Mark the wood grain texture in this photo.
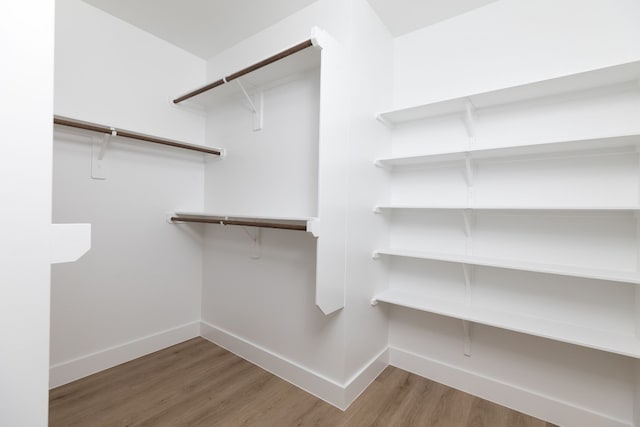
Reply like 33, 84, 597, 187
49, 338, 557, 426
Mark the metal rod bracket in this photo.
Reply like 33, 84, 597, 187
236, 79, 263, 131
242, 227, 262, 259
91, 135, 109, 180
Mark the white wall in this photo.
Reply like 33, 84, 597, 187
393, 0, 640, 109
54, 0, 206, 144
343, 0, 393, 380
0, 1, 54, 426
50, 0, 208, 387
383, 0, 640, 425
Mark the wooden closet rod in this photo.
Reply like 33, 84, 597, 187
173, 39, 314, 104
170, 216, 308, 231
53, 115, 222, 156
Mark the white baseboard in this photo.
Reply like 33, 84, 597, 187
49, 321, 200, 388
50, 322, 621, 427
199, 321, 388, 410
388, 347, 630, 427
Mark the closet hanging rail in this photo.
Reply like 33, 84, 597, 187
173, 39, 315, 104
53, 115, 222, 156
170, 214, 308, 231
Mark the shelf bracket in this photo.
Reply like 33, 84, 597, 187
370, 297, 379, 306
236, 78, 263, 131
462, 99, 476, 139
375, 113, 395, 129
374, 159, 390, 170
463, 154, 475, 205
462, 263, 474, 305
462, 209, 474, 238
242, 227, 262, 259
462, 320, 473, 357
463, 154, 474, 186
91, 133, 113, 180
463, 209, 475, 255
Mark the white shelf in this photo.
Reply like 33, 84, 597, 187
374, 248, 640, 285
170, 212, 318, 235
375, 205, 640, 212
375, 134, 640, 168
373, 288, 640, 358
176, 45, 321, 109
51, 223, 91, 264
377, 60, 640, 125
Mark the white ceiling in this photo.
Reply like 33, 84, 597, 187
81, 0, 500, 59
81, 0, 318, 59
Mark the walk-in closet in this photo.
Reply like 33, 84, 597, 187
3, 0, 640, 426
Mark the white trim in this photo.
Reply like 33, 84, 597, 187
47, 326, 627, 427
49, 321, 200, 388
199, 321, 388, 410
343, 347, 389, 408
388, 347, 630, 427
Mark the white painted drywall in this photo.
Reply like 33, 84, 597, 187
342, 0, 393, 380
0, 1, 54, 425
392, 0, 640, 109
54, 0, 206, 145
50, 0, 208, 386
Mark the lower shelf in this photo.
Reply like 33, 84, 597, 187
372, 288, 640, 358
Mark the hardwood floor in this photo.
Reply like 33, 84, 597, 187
49, 338, 557, 426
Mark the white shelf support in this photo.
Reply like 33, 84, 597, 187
373, 159, 390, 170
98, 132, 113, 160
462, 263, 474, 306
91, 133, 112, 180
236, 78, 264, 131
242, 227, 262, 259
463, 209, 475, 256
463, 154, 474, 185
462, 320, 473, 357
462, 99, 476, 139
375, 113, 395, 129
463, 154, 475, 205
462, 209, 474, 237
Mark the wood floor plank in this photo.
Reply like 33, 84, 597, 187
49, 338, 557, 427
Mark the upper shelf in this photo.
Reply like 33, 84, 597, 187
169, 212, 318, 235
173, 38, 321, 108
377, 60, 640, 125
374, 134, 640, 168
